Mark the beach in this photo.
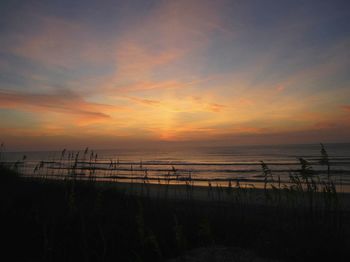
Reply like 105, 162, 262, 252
1, 164, 350, 261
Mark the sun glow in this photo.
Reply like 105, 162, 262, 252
1, 0, 350, 149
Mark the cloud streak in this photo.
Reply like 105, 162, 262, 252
342, 105, 350, 112
0, 89, 114, 122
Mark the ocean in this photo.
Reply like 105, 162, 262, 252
2, 143, 350, 191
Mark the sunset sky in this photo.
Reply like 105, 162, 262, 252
1, 0, 350, 150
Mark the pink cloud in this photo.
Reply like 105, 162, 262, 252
127, 97, 161, 106
207, 103, 226, 112
276, 85, 285, 92
238, 98, 254, 106
0, 90, 117, 122
112, 80, 193, 94
342, 105, 350, 112
110, 0, 227, 83
115, 42, 185, 79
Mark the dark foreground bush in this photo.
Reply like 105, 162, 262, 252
0, 174, 349, 262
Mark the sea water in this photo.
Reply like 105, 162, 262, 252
2, 143, 350, 191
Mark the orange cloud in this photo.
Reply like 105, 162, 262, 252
276, 85, 286, 92
207, 103, 226, 112
342, 105, 350, 112
102, 0, 227, 92
127, 97, 161, 106
237, 98, 255, 107
112, 80, 187, 93
115, 42, 184, 79
0, 90, 115, 122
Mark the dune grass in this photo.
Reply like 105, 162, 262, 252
0, 144, 349, 261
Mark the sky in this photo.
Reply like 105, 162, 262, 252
0, 0, 350, 150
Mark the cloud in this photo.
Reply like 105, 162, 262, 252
107, 0, 227, 88
115, 42, 184, 79
112, 80, 188, 94
207, 103, 226, 112
127, 97, 161, 106
276, 85, 286, 92
107, 76, 216, 96
342, 105, 350, 112
0, 89, 114, 123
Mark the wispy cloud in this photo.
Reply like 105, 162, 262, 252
342, 105, 350, 112
127, 96, 161, 106
207, 103, 226, 112
0, 89, 115, 122
106, 0, 227, 91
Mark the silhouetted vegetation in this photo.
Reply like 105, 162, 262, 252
0, 144, 349, 261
